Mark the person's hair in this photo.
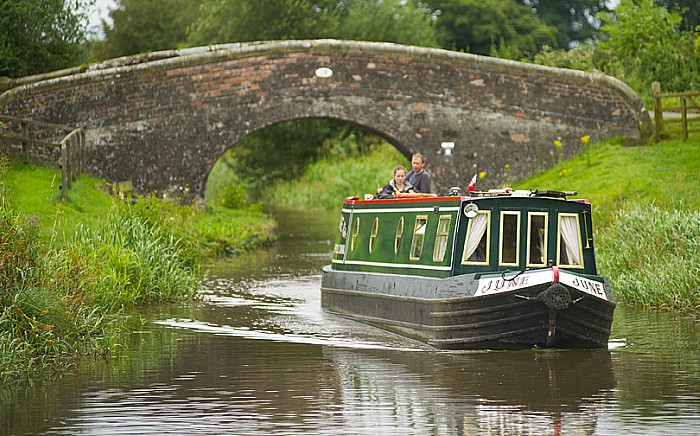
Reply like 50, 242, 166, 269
411, 153, 425, 163
393, 165, 407, 175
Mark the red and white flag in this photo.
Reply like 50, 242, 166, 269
467, 173, 477, 192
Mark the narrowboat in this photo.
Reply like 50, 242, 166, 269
320, 188, 615, 349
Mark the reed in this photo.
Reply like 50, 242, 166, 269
597, 203, 700, 311
68, 205, 202, 308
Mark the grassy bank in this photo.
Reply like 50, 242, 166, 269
0, 157, 276, 381
265, 138, 700, 311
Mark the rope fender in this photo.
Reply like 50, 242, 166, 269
536, 283, 572, 311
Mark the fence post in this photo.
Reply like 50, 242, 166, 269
651, 82, 663, 143
21, 121, 29, 161
681, 96, 688, 141
61, 142, 68, 201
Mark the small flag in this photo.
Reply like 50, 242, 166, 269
467, 173, 477, 192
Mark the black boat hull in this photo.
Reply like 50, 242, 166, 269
321, 267, 615, 350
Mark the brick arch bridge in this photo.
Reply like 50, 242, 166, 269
0, 39, 653, 199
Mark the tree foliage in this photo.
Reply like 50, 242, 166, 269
598, 0, 699, 93
427, 0, 558, 59
331, 0, 438, 47
0, 0, 93, 77
656, 0, 700, 31
187, 0, 337, 46
91, 0, 201, 61
187, 0, 437, 47
518, 0, 611, 49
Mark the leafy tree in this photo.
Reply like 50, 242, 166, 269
518, 0, 611, 49
598, 0, 699, 93
91, 0, 201, 60
187, 0, 437, 47
427, 0, 558, 59
0, 0, 93, 77
657, 0, 700, 31
332, 0, 438, 47
187, 0, 339, 46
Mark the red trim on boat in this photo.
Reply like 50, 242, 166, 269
346, 195, 465, 205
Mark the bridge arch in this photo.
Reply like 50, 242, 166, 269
0, 39, 652, 199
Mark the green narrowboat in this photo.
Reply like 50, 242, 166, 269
320, 189, 615, 349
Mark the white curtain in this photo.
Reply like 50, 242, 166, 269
463, 213, 488, 262
560, 215, 582, 266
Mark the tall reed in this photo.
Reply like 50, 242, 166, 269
598, 203, 700, 311
69, 204, 202, 309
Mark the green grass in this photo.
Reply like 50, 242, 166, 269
1, 161, 116, 240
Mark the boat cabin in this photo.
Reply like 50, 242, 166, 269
331, 190, 597, 279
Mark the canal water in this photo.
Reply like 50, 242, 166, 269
2, 208, 699, 435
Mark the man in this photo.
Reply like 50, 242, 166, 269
406, 153, 431, 193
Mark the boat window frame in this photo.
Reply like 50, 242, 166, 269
526, 212, 548, 267
394, 216, 404, 255
369, 217, 379, 254
350, 215, 360, 253
462, 210, 491, 265
557, 213, 584, 269
410, 215, 428, 261
432, 215, 452, 262
499, 211, 521, 267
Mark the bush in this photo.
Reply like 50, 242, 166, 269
597, 0, 700, 96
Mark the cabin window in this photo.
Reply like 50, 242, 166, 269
527, 212, 548, 267
462, 211, 490, 265
395, 217, 404, 254
351, 216, 360, 252
410, 215, 428, 261
433, 215, 452, 262
369, 217, 379, 254
499, 211, 520, 266
558, 213, 583, 268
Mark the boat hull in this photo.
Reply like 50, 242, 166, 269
321, 267, 615, 350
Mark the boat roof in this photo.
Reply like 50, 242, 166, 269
344, 189, 589, 206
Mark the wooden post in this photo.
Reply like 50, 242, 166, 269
61, 142, 68, 201
21, 121, 29, 161
651, 82, 663, 143
681, 96, 688, 141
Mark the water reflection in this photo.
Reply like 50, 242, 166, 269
1, 208, 699, 435
325, 347, 615, 435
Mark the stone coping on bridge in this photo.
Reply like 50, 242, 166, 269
0, 39, 653, 140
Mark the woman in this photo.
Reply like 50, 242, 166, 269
378, 165, 414, 199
